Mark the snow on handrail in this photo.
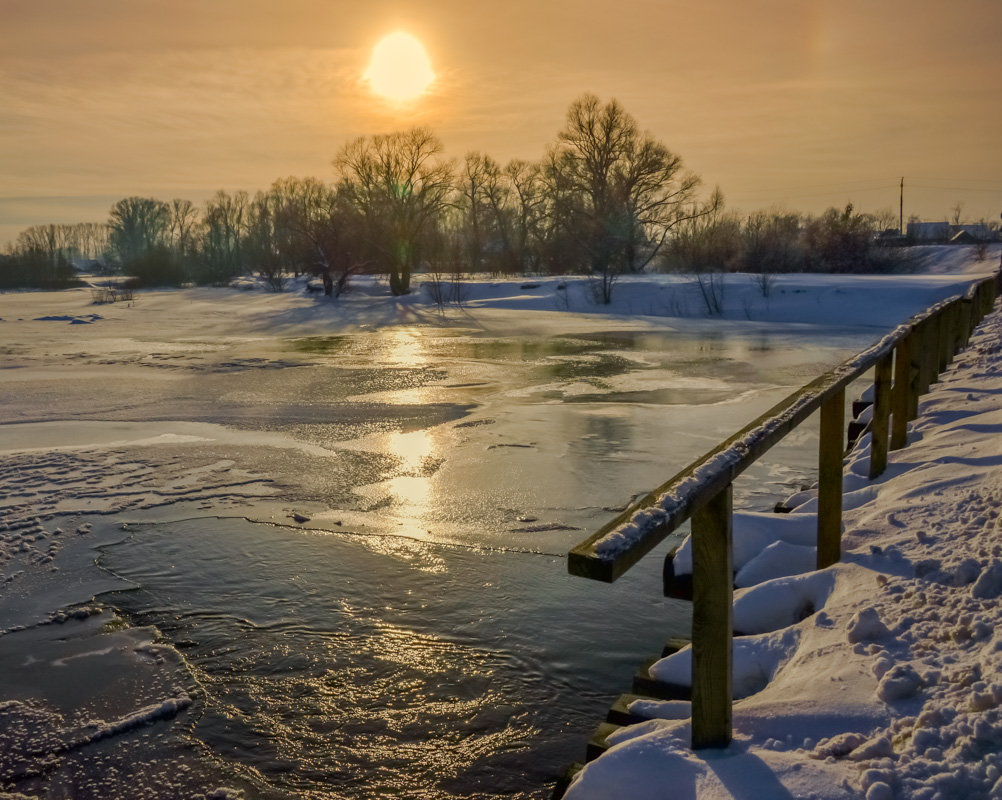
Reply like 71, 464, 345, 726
567, 287, 980, 583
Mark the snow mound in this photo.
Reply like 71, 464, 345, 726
846, 607, 892, 643
650, 628, 801, 700
672, 510, 818, 577
735, 539, 817, 587
733, 571, 835, 634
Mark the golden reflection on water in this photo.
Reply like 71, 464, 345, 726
382, 328, 425, 366
387, 429, 434, 473
352, 422, 453, 553
382, 328, 434, 404
353, 532, 447, 573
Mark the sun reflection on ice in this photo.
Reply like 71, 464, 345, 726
379, 329, 435, 404
382, 329, 425, 366
351, 424, 450, 544
388, 429, 434, 473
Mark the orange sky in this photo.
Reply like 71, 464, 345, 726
2, 0, 1000, 245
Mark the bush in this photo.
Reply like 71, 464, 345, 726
123, 247, 187, 287
0, 250, 78, 290
661, 205, 909, 276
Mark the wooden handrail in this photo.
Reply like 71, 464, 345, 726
567, 281, 994, 583
567, 272, 999, 751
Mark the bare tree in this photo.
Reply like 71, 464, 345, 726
456, 151, 498, 273
545, 94, 718, 303
108, 197, 183, 284
167, 199, 200, 257
482, 159, 546, 275
8, 225, 77, 288
269, 176, 368, 297
108, 197, 170, 266
200, 190, 249, 284
334, 127, 453, 295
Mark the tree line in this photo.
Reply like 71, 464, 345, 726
1, 94, 907, 300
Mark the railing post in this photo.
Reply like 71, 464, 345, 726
959, 299, 973, 347
691, 483, 733, 750
947, 302, 961, 361
891, 333, 913, 450
869, 354, 892, 478
921, 315, 940, 393
938, 306, 953, 372
817, 389, 845, 569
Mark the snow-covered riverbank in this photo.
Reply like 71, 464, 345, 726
565, 297, 1002, 799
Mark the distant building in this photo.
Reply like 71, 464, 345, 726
907, 221, 950, 241
907, 221, 998, 243
950, 223, 995, 241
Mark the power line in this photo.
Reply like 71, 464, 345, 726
908, 184, 1002, 194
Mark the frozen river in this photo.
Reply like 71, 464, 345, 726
0, 276, 974, 798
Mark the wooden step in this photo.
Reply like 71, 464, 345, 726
606, 693, 652, 726
661, 636, 690, 658
586, 721, 623, 761
551, 761, 584, 800
632, 657, 691, 700
847, 419, 869, 448
662, 547, 694, 599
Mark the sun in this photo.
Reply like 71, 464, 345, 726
364, 32, 435, 103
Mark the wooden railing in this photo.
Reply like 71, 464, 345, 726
567, 274, 1001, 749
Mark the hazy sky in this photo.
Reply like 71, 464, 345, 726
2, 0, 1000, 245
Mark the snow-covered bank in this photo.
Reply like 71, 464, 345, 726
565, 302, 1002, 799
10, 261, 993, 343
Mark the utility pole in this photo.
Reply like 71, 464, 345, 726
899, 177, 904, 236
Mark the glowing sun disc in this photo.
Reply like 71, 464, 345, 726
365, 32, 434, 102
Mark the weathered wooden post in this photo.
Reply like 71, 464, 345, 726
691, 484, 733, 750
969, 288, 981, 331
891, 334, 913, 450
937, 306, 953, 373
976, 282, 989, 321
959, 299, 973, 348
950, 302, 961, 357
817, 388, 845, 569
869, 354, 892, 478
921, 315, 940, 393
946, 302, 961, 362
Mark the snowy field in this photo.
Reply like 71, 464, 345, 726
0, 245, 999, 798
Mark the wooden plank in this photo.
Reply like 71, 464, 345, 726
890, 334, 912, 451
869, 354, 892, 478
817, 390, 845, 569
691, 485, 733, 749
